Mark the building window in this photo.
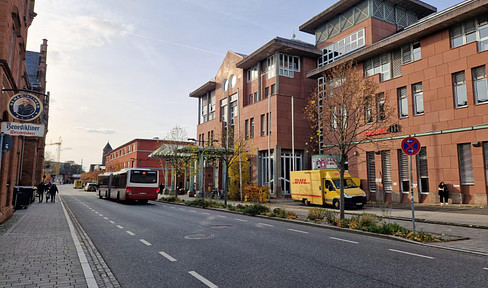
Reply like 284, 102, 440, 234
473, 66, 488, 104
265, 86, 269, 98
250, 118, 254, 138
416, 147, 429, 193
318, 29, 365, 67
412, 83, 424, 115
366, 151, 376, 193
263, 56, 276, 79
401, 42, 421, 64
279, 54, 300, 78
249, 94, 253, 105
267, 112, 271, 134
247, 65, 258, 82
331, 106, 337, 131
398, 149, 409, 193
376, 93, 385, 122
222, 79, 228, 92
228, 74, 236, 89
261, 114, 266, 136
458, 143, 474, 185
453, 71, 467, 107
364, 96, 373, 124
364, 53, 390, 81
254, 92, 259, 102
271, 84, 275, 95
398, 86, 408, 118
450, 15, 488, 51
245, 120, 249, 139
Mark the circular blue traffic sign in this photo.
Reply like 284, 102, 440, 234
401, 137, 421, 155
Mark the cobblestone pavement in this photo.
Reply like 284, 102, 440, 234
0, 200, 88, 287
0, 192, 121, 288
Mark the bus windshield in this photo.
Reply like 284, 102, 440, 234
332, 178, 358, 189
130, 170, 157, 184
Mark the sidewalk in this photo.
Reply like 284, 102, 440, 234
0, 198, 88, 287
176, 195, 488, 255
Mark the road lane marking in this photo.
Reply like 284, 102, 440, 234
126, 231, 135, 236
216, 215, 226, 218
483, 267, 488, 270
330, 237, 358, 244
235, 218, 248, 222
189, 271, 218, 288
257, 223, 273, 227
389, 249, 434, 259
104, 217, 108, 220
140, 239, 152, 246
190, 210, 197, 213
109, 221, 115, 224
116, 225, 124, 229
99, 214, 104, 217
159, 251, 177, 262
202, 212, 210, 215
288, 229, 309, 234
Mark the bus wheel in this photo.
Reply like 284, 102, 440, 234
98, 191, 102, 199
333, 199, 340, 210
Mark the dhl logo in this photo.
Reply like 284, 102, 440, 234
294, 179, 310, 184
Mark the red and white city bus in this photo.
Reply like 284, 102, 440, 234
98, 168, 159, 203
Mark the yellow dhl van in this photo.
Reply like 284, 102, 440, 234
290, 169, 367, 209
73, 180, 83, 189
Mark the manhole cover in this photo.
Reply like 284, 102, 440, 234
184, 233, 214, 240
211, 225, 232, 229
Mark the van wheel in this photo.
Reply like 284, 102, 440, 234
333, 199, 340, 210
304, 200, 311, 206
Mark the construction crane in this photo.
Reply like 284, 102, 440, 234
46, 137, 62, 175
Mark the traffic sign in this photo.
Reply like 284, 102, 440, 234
401, 137, 421, 156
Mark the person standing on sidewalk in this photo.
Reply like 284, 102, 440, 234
48, 183, 59, 203
438, 182, 449, 205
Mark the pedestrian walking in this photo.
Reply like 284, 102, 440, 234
438, 181, 449, 205
36, 181, 46, 203
48, 183, 59, 203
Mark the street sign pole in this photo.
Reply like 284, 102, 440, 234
401, 136, 421, 234
410, 154, 416, 234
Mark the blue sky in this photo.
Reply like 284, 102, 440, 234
26, 0, 461, 170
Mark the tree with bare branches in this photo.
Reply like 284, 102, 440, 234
304, 61, 395, 219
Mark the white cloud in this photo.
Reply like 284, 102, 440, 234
85, 128, 117, 134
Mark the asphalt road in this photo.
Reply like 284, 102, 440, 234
61, 186, 488, 288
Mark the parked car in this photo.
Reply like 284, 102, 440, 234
84, 183, 97, 192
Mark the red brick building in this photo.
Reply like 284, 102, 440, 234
104, 139, 190, 190
301, 0, 488, 205
0, 0, 47, 223
191, 40, 320, 197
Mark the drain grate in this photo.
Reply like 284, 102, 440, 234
184, 233, 214, 240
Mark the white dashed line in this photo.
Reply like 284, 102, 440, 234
389, 249, 434, 259
483, 267, 488, 270
126, 231, 135, 236
257, 223, 273, 227
159, 251, 177, 262
139, 239, 152, 246
216, 215, 226, 218
288, 229, 309, 234
188, 271, 218, 288
202, 212, 210, 215
109, 221, 115, 224
190, 210, 197, 213
116, 225, 124, 229
99, 214, 104, 217
330, 237, 359, 244
235, 218, 248, 222
104, 217, 108, 220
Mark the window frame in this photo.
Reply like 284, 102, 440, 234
453, 71, 468, 108
412, 82, 424, 115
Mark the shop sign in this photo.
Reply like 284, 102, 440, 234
7, 92, 43, 121
1, 122, 45, 137
312, 154, 340, 170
